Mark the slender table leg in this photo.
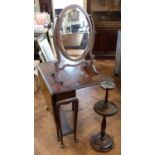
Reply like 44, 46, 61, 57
72, 102, 75, 111
56, 104, 64, 148
55, 97, 79, 147
73, 99, 79, 142
56, 125, 60, 141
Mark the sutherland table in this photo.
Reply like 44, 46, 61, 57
37, 62, 111, 147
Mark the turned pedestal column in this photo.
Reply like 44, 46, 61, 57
90, 80, 118, 152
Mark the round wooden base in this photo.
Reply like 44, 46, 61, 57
90, 133, 113, 152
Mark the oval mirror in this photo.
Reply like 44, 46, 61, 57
52, 4, 98, 84
56, 5, 93, 61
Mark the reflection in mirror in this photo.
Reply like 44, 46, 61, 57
60, 8, 90, 60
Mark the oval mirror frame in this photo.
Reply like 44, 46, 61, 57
52, 4, 98, 84
54, 4, 94, 62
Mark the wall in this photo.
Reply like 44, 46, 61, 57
53, 0, 83, 9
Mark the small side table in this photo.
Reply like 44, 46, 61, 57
90, 80, 118, 152
37, 62, 110, 148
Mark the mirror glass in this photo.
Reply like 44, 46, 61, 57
59, 8, 90, 60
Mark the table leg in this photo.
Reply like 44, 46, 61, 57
73, 99, 79, 142
56, 104, 64, 148
56, 97, 79, 147
56, 125, 60, 141
72, 102, 75, 111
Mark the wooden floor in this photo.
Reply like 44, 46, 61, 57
34, 60, 121, 155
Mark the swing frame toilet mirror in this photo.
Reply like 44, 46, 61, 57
52, 4, 98, 84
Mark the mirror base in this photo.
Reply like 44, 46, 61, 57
91, 64, 98, 74
52, 60, 98, 84
83, 61, 98, 74
51, 72, 63, 85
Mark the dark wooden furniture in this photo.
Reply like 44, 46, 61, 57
39, 0, 54, 22
90, 80, 118, 152
34, 39, 40, 60
37, 62, 110, 147
87, 0, 121, 59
